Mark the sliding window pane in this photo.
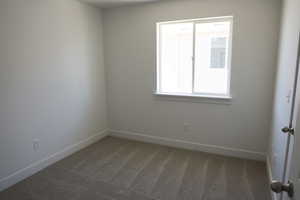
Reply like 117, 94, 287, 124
159, 23, 193, 93
194, 21, 231, 95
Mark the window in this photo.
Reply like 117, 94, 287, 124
156, 16, 233, 98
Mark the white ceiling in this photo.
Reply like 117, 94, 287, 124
79, 0, 162, 8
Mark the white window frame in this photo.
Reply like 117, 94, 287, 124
155, 16, 233, 100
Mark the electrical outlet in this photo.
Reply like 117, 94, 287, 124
184, 123, 190, 132
33, 139, 40, 151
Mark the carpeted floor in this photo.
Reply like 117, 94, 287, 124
0, 136, 271, 200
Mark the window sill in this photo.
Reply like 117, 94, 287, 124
153, 92, 232, 105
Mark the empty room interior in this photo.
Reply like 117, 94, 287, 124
1, 0, 300, 199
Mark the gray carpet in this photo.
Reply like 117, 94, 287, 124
0, 136, 271, 200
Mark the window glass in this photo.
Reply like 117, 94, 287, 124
159, 22, 193, 93
194, 21, 230, 95
157, 17, 232, 97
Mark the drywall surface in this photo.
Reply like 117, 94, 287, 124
0, 0, 106, 182
103, 0, 281, 157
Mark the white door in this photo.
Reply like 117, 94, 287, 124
281, 34, 300, 200
269, 0, 300, 198
277, 35, 299, 200
288, 83, 300, 199
270, 32, 300, 200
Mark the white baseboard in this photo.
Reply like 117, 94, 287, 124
0, 129, 109, 192
0, 128, 267, 192
267, 156, 278, 200
109, 129, 266, 161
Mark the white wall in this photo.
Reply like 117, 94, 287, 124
103, 0, 281, 159
0, 0, 107, 187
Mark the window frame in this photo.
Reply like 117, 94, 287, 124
155, 16, 233, 100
